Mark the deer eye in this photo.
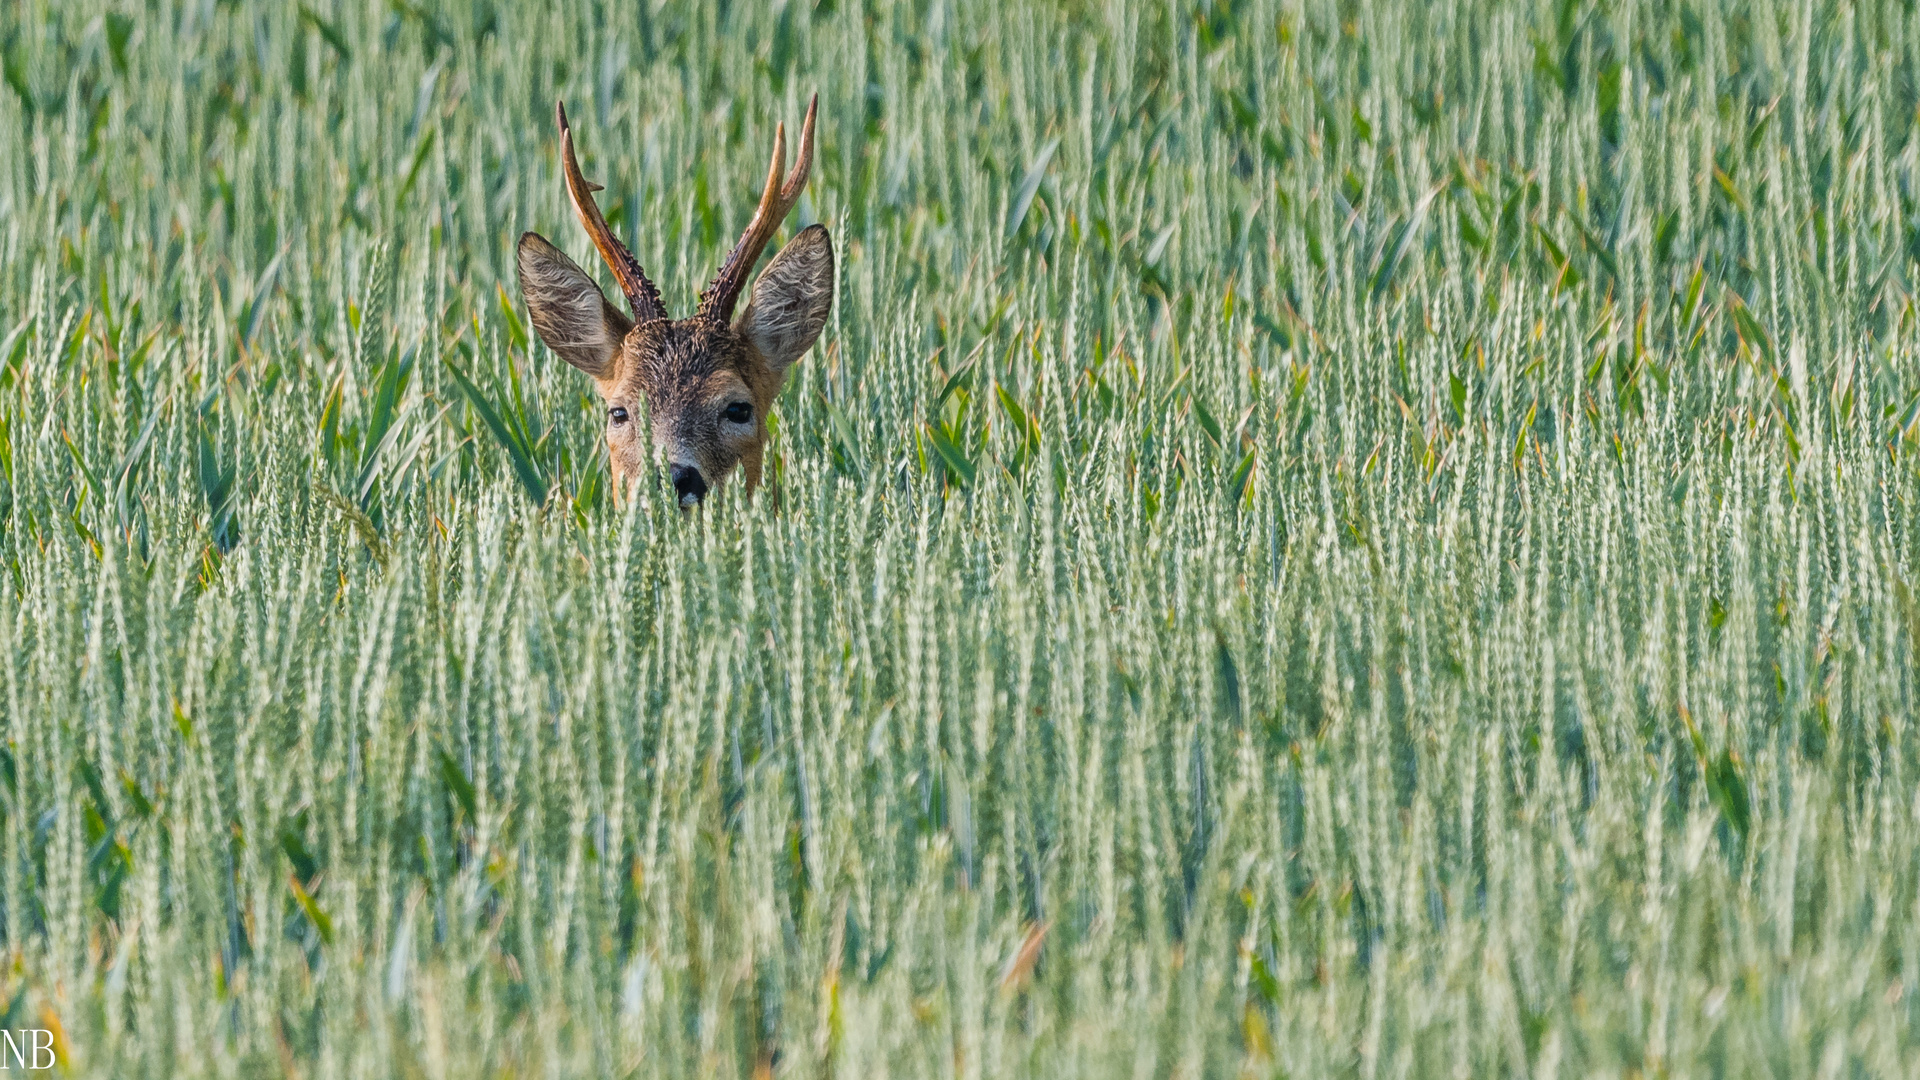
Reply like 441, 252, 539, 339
609, 406, 630, 424
721, 401, 753, 425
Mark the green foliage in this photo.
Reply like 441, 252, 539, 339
1, 0, 1919, 1077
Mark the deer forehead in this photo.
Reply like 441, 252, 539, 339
618, 320, 757, 409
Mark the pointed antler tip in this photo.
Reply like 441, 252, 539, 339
699, 97, 821, 322
550, 98, 667, 323
785, 102, 816, 195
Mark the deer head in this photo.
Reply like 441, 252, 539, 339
517, 96, 833, 506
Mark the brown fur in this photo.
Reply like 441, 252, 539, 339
516, 223, 834, 503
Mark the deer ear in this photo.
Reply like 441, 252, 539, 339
516, 232, 633, 381
736, 223, 834, 375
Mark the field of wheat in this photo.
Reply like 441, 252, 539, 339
2, 0, 1919, 1076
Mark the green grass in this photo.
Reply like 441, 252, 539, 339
3, 0, 1920, 1075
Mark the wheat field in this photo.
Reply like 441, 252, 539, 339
2, 0, 1918, 1076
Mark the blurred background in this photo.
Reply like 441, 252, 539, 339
1, 1, 1918, 1076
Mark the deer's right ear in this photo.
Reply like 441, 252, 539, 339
736, 223, 834, 376
516, 232, 634, 381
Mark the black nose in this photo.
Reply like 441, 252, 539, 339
669, 464, 707, 505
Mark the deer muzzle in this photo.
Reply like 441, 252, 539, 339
669, 463, 708, 506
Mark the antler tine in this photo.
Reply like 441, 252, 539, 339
556, 101, 666, 323
699, 93, 818, 324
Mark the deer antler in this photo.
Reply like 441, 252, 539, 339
556, 101, 666, 324
698, 94, 817, 324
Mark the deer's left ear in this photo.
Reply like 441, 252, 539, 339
736, 223, 834, 375
517, 231, 633, 381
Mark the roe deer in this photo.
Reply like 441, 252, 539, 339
517, 96, 833, 506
